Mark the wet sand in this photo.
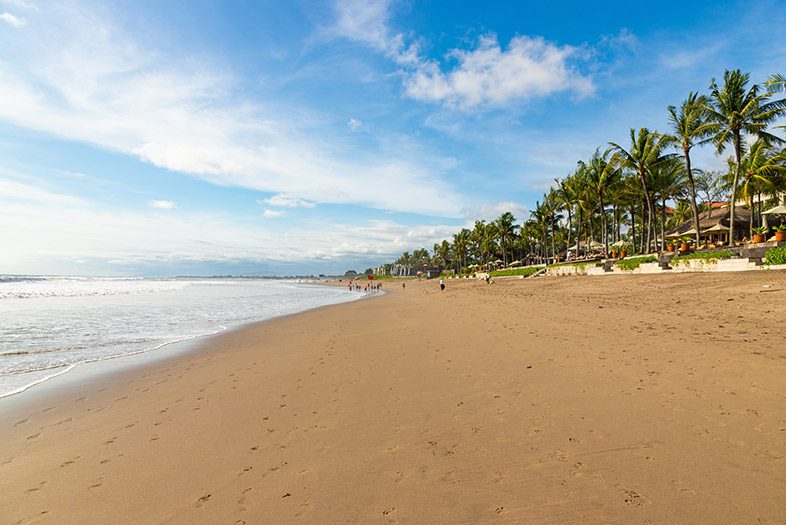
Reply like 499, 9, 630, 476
2, 272, 786, 523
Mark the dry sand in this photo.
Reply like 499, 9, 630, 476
2, 272, 786, 524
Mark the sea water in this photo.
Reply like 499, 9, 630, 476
0, 277, 364, 398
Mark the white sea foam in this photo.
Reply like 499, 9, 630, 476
0, 277, 363, 398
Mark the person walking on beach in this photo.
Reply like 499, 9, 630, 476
402, 282, 405, 290
439, 278, 445, 291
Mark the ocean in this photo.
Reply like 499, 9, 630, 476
0, 276, 365, 398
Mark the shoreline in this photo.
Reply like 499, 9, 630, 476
0, 280, 370, 407
2, 273, 785, 523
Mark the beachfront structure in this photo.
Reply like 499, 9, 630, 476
665, 204, 756, 245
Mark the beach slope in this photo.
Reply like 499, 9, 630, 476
2, 273, 786, 523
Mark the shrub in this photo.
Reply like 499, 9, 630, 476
614, 256, 657, 271
671, 251, 734, 265
765, 246, 786, 265
489, 267, 541, 278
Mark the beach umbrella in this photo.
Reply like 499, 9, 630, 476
589, 240, 604, 250
568, 243, 580, 251
610, 240, 626, 248
508, 260, 522, 267
701, 223, 729, 233
762, 204, 786, 215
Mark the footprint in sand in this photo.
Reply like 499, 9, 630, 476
196, 494, 212, 507
622, 489, 646, 506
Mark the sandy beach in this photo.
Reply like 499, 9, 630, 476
2, 272, 786, 524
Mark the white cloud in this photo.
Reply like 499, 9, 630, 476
262, 208, 284, 218
461, 201, 526, 222
148, 199, 175, 209
0, 4, 464, 217
347, 117, 362, 130
330, 1, 593, 110
0, 11, 25, 26
0, 180, 459, 274
329, 0, 418, 65
405, 35, 594, 109
260, 194, 316, 208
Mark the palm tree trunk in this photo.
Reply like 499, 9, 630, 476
729, 135, 742, 246
684, 150, 702, 246
749, 194, 754, 237
660, 197, 667, 251
630, 206, 636, 251
600, 194, 608, 254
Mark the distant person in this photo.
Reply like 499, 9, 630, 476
402, 282, 406, 290
439, 278, 445, 291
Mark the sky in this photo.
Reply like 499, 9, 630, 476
1, 0, 785, 276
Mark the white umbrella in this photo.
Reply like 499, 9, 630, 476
589, 240, 604, 250
762, 205, 786, 215
702, 224, 729, 233
610, 240, 626, 248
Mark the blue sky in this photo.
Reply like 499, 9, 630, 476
1, 0, 784, 276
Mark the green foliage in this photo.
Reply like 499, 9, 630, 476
775, 224, 786, 232
752, 226, 768, 234
489, 267, 540, 278
549, 260, 595, 268
614, 256, 657, 271
764, 246, 786, 265
672, 250, 734, 265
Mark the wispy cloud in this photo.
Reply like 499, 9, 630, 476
460, 201, 527, 222
0, 178, 458, 274
0, 11, 25, 26
147, 199, 175, 209
347, 117, 362, 130
260, 194, 316, 208
0, 4, 464, 217
262, 208, 284, 218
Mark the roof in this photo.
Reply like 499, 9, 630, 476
665, 206, 753, 236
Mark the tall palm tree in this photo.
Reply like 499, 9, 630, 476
725, 140, 786, 235
451, 229, 471, 272
706, 69, 786, 245
494, 212, 517, 266
610, 128, 674, 251
578, 147, 620, 254
667, 92, 713, 245
650, 157, 686, 249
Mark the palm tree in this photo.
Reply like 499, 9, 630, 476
706, 69, 786, 245
610, 128, 674, 251
725, 140, 786, 235
451, 229, 471, 272
578, 147, 620, 254
667, 92, 713, 245
650, 157, 686, 249
494, 212, 517, 266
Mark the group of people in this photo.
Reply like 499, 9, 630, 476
347, 280, 382, 294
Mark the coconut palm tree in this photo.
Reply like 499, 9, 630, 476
578, 147, 621, 254
725, 140, 786, 235
494, 212, 517, 266
451, 229, 471, 272
667, 92, 713, 245
706, 69, 786, 245
650, 157, 686, 250
610, 128, 674, 251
